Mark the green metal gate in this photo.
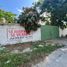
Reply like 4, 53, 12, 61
41, 25, 59, 40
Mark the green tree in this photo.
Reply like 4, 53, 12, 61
39, 0, 67, 29
0, 9, 16, 24
18, 7, 42, 33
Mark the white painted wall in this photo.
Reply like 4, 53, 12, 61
0, 24, 41, 45
59, 28, 67, 37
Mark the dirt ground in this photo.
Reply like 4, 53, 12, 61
3, 38, 67, 51
48, 38, 67, 46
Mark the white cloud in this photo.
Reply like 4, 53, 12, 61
17, 9, 22, 13
16, 8, 22, 13
35, 0, 38, 2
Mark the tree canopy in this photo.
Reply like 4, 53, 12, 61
18, 7, 44, 33
39, 0, 67, 29
0, 9, 16, 24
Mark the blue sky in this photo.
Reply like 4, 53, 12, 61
0, 0, 37, 15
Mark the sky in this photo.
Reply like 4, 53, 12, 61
0, 0, 37, 15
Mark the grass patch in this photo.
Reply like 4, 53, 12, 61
0, 43, 64, 67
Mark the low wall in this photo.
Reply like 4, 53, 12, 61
0, 24, 41, 45
59, 28, 67, 37
0, 24, 59, 45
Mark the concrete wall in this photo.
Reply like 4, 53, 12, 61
0, 24, 41, 45
0, 24, 60, 45
59, 28, 67, 37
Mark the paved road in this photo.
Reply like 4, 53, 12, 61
33, 47, 67, 67
32, 38, 67, 67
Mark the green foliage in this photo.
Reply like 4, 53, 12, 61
17, 7, 41, 33
40, 0, 67, 29
0, 43, 64, 67
0, 9, 16, 24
